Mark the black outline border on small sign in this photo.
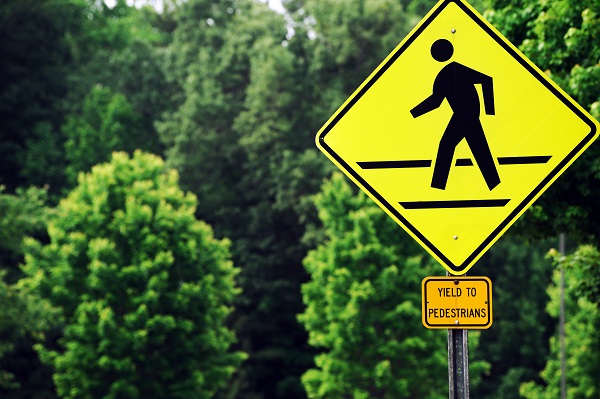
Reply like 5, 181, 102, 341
317, 0, 598, 274
422, 277, 492, 329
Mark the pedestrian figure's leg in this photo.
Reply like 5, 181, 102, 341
465, 122, 500, 190
431, 119, 462, 190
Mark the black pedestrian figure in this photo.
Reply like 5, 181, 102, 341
411, 39, 500, 191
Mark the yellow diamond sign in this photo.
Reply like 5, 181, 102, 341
316, 0, 599, 275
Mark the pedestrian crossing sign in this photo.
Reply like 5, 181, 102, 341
315, 0, 599, 275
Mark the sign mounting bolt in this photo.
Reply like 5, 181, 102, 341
453, 235, 458, 240
451, 28, 456, 33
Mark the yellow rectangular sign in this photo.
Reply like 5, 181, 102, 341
422, 276, 492, 329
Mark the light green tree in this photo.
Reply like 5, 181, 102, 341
20, 151, 244, 399
299, 173, 448, 399
520, 245, 600, 399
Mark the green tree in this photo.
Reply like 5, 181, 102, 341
64, 0, 166, 103
520, 245, 600, 399
469, 236, 554, 398
63, 85, 146, 184
158, 2, 325, 397
0, 0, 78, 191
21, 122, 69, 197
20, 151, 244, 399
0, 187, 56, 398
299, 173, 448, 399
109, 38, 171, 156
65, 1, 170, 163
0, 275, 58, 394
0, 187, 50, 281
296, 0, 418, 125
0, 0, 169, 197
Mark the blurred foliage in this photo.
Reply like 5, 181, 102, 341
0, 0, 77, 191
63, 85, 146, 184
0, 274, 59, 391
520, 245, 600, 399
157, 1, 328, 397
0, 187, 50, 280
0, 187, 55, 395
470, 236, 555, 398
20, 151, 244, 398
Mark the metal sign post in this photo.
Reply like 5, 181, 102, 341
422, 274, 490, 397
446, 271, 469, 399
448, 328, 469, 399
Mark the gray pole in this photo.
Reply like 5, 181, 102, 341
559, 233, 566, 399
447, 272, 469, 399
448, 329, 469, 399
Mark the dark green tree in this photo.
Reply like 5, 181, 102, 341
520, 245, 600, 399
296, 0, 417, 125
158, 2, 325, 397
469, 236, 555, 398
0, 0, 170, 197
0, 0, 78, 191
109, 38, 172, 156
20, 151, 244, 399
63, 85, 146, 184
63, 0, 164, 102
0, 188, 56, 399
0, 187, 50, 282
64, 1, 170, 161
0, 275, 58, 393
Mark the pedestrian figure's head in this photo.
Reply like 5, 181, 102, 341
431, 39, 453, 62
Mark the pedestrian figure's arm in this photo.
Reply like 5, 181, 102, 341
411, 91, 444, 118
480, 74, 495, 115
